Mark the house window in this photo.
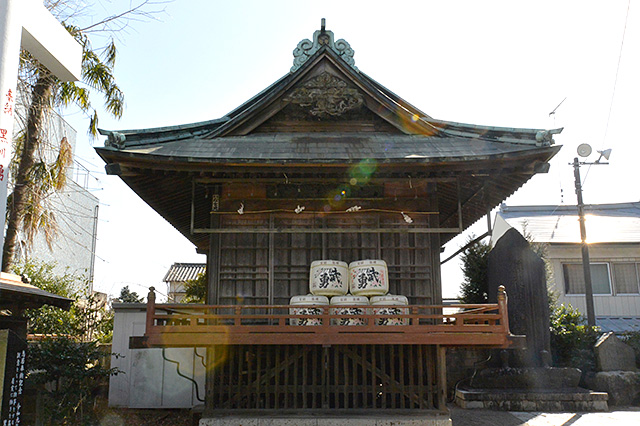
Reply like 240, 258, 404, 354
612, 263, 640, 294
563, 263, 611, 295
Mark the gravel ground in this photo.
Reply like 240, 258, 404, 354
91, 406, 640, 426
95, 408, 194, 426
449, 405, 640, 426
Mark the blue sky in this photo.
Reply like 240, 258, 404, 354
62, 0, 639, 299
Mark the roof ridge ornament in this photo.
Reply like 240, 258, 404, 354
291, 18, 356, 73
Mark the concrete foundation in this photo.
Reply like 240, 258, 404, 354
199, 410, 452, 426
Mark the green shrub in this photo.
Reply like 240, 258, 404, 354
549, 303, 599, 372
13, 260, 113, 342
27, 337, 119, 425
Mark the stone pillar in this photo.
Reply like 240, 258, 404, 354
488, 228, 551, 367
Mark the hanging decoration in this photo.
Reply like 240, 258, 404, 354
401, 212, 413, 224
216, 204, 431, 219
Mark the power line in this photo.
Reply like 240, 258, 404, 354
585, 0, 630, 185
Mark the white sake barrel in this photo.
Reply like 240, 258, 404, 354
349, 259, 389, 296
309, 260, 349, 296
289, 295, 329, 326
329, 295, 369, 326
370, 294, 409, 325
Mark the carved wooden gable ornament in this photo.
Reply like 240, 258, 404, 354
291, 18, 356, 73
283, 71, 364, 118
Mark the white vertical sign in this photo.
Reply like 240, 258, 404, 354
0, 0, 81, 269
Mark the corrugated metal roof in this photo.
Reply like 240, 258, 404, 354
597, 316, 640, 333
498, 202, 640, 244
163, 263, 206, 282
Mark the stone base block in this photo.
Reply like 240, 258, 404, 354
471, 367, 581, 389
200, 410, 452, 426
455, 387, 608, 412
585, 371, 640, 406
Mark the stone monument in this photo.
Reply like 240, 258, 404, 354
595, 332, 637, 372
456, 229, 609, 411
586, 333, 640, 406
487, 228, 550, 367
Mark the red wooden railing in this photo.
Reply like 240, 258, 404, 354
130, 286, 522, 348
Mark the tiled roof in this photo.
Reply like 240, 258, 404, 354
498, 202, 640, 244
163, 263, 206, 282
112, 133, 553, 164
0, 272, 72, 310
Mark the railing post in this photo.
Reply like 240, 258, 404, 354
321, 306, 330, 335
234, 306, 241, 326
497, 285, 510, 334
146, 286, 156, 335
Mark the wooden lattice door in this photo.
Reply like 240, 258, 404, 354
207, 344, 441, 411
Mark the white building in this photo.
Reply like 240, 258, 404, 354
11, 110, 99, 285
163, 262, 205, 303
493, 202, 640, 332
109, 303, 205, 408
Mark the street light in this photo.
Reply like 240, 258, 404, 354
571, 144, 611, 327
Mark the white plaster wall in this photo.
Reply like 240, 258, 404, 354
109, 306, 206, 408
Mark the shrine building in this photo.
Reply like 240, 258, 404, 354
97, 21, 561, 420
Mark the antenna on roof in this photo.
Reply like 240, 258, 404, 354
549, 97, 567, 117
321, 18, 326, 32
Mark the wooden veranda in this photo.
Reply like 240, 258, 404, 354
130, 287, 521, 411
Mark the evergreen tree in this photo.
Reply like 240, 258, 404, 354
458, 236, 491, 304
114, 285, 143, 303
183, 272, 207, 303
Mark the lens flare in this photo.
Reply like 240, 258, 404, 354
349, 158, 377, 185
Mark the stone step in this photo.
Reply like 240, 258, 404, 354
455, 387, 608, 412
200, 410, 452, 426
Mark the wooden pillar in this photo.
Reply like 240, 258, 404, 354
205, 189, 221, 413
436, 345, 447, 411
145, 287, 155, 334
204, 346, 215, 415
206, 213, 220, 305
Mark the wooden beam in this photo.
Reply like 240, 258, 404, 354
192, 227, 461, 234
194, 177, 458, 184
130, 331, 515, 348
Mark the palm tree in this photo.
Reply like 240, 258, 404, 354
1, 23, 124, 271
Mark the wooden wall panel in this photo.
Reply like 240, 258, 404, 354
208, 345, 440, 411
214, 212, 439, 305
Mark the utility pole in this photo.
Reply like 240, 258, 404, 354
572, 157, 596, 327
571, 146, 611, 327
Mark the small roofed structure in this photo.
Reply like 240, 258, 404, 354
163, 262, 205, 302
0, 272, 71, 311
0, 272, 72, 339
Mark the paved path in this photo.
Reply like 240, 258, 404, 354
449, 406, 640, 425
